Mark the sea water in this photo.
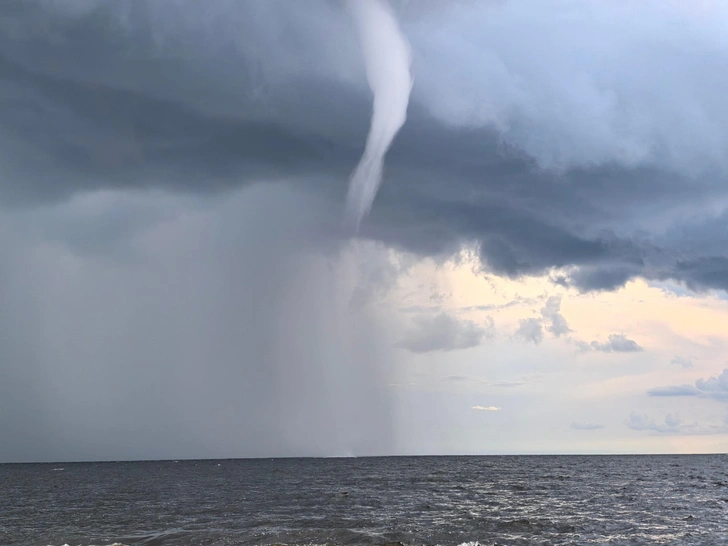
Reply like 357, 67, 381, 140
1, 455, 727, 545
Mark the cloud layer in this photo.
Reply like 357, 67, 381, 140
648, 368, 728, 401
575, 334, 644, 353
396, 312, 492, 353
0, 0, 726, 294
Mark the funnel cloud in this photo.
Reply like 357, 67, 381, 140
344, 0, 413, 230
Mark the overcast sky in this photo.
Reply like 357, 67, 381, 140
1, 0, 727, 462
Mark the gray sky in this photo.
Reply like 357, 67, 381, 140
1, 0, 727, 462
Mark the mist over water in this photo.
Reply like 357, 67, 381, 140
0, 0, 410, 464
344, 0, 413, 231
0, 185, 397, 462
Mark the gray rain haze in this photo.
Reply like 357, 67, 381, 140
1, 0, 728, 461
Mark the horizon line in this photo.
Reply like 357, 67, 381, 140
2, 451, 726, 465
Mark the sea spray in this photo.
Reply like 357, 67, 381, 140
344, 0, 413, 231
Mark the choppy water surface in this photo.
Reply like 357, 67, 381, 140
2, 455, 727, 546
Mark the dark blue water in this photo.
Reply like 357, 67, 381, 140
2, 455, 727, 546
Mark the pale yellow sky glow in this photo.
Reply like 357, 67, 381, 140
378, 248, 728, 454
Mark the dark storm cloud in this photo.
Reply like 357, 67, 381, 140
0, 0, 726, 295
